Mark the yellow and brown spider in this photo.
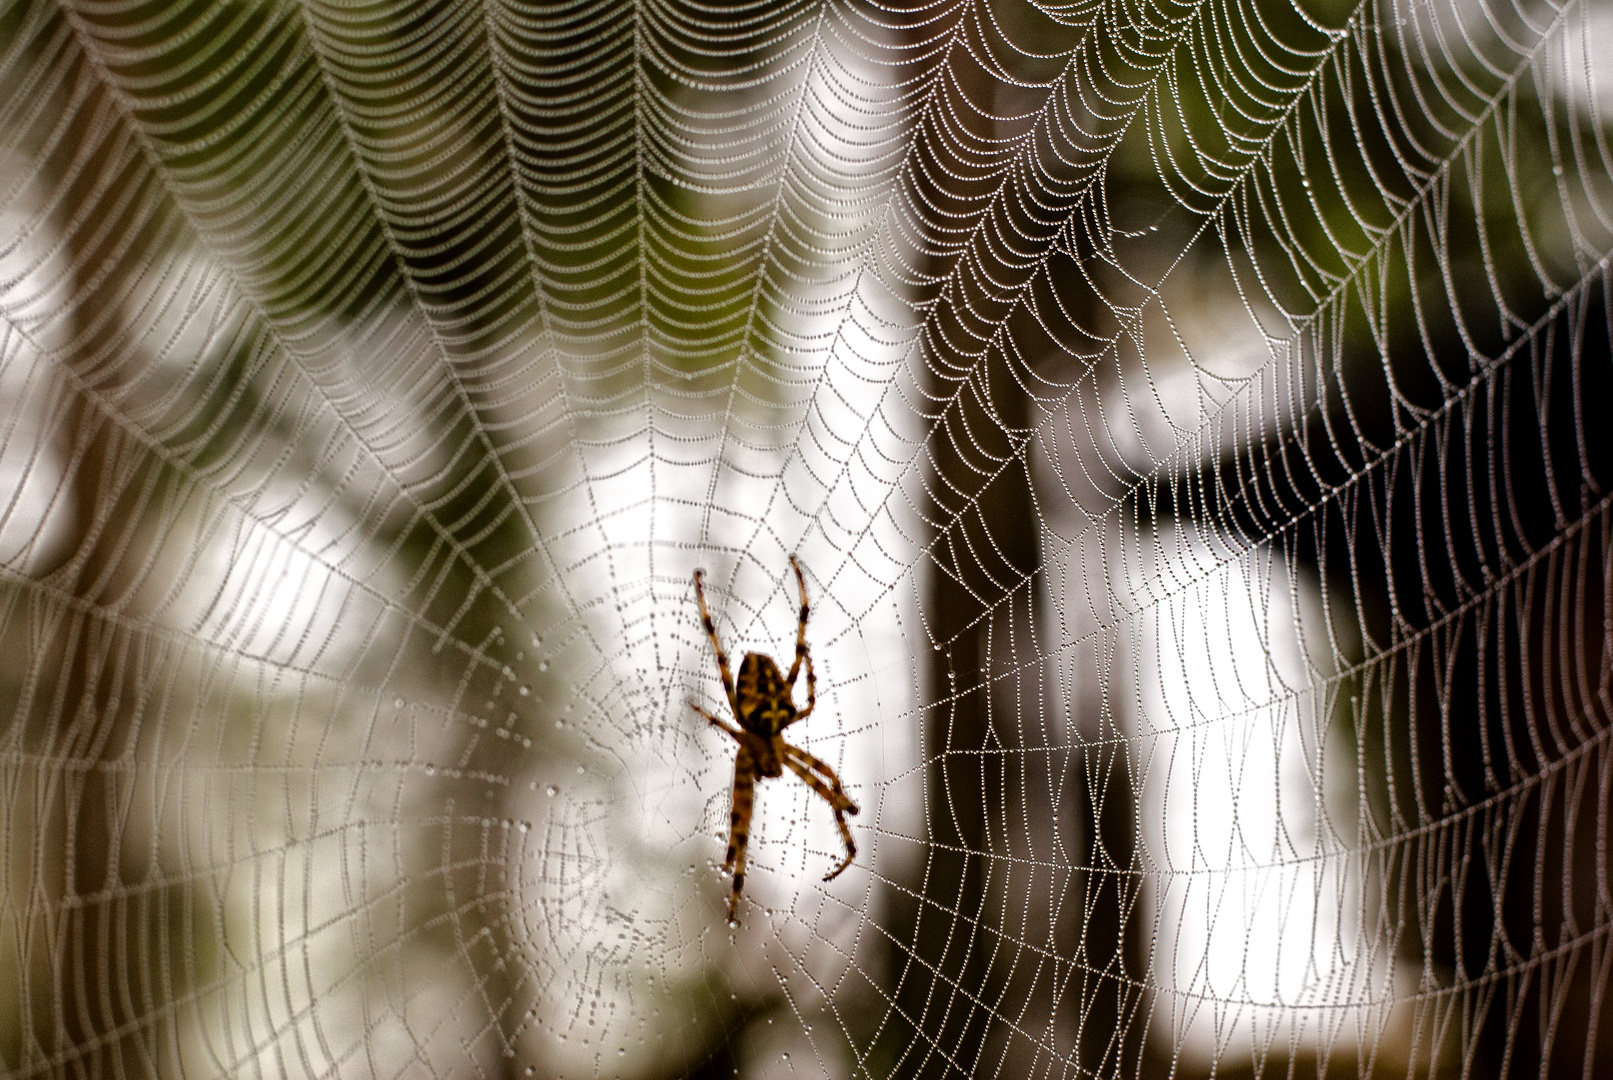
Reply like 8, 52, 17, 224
689, 556, 858, 924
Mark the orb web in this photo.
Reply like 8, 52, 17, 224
0, 0, 1610, 1076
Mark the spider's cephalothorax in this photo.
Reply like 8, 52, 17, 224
689, 557, 858, 924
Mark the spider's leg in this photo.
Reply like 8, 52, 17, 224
783, 754, 858, 881
694, 569, 739, 714
724, 747, 758, 923
690, 701, 743, 741
784, 556, 811, 688
783, 743, 858, 815
785, 652, 815, 725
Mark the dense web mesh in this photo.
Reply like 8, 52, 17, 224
1, 0, 1612, 1075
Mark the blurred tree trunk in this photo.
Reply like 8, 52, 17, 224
871, 6, 1141, 1076
902, 340, 1047, 1077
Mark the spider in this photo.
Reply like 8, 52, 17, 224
689, 556, 858, 924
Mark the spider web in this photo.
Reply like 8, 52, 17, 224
0, 0, 1610, 1075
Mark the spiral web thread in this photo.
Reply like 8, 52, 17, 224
0, 0, 1611, 1075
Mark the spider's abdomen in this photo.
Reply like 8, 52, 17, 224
736, 652, 795, 744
